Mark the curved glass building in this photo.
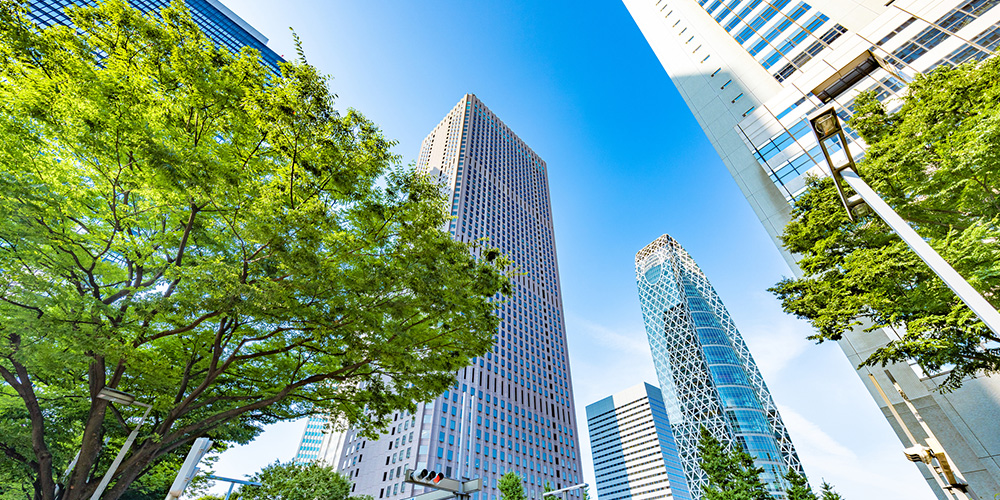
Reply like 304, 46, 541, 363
635, 234, 802, 499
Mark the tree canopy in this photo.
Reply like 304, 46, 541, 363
696, 428, 771, 500
237, 462, 370, 500
819, 481, 844, 500
0, 1, 510, 499
783, 468, 817, 500
497, 472, 527, 500
770, 56, 1000, 390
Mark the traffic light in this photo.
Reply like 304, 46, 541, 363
404, 469, 463, 493
408, 469, 444, 483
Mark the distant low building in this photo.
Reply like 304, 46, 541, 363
586, 382, 691, 500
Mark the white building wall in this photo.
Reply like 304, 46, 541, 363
623, 0, 1000, 498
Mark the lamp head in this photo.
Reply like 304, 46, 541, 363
810, 108, 842, 140
97, 387, 137, 406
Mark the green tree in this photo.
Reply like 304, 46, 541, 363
770, 56, 1000, 391
819, 481, 843, 500
783, 468, 817, 500
497, 472, 527, 500
696, 427, 770, 500
0, 1, 510, 499
237, 462, 369, 500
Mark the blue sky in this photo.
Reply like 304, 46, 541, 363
204, 2, 934, 499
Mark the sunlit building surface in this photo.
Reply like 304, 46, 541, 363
587, 383, 692, 500
635, 234, 802, 499
623, 0, 1000, 497
331, 95, 583, 500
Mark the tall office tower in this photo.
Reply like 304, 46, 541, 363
623, 0, 1000, 497
26, 0, 282, 73
635, 234, 802, 499
586, 383, 692, 500
331, 94, 583, 500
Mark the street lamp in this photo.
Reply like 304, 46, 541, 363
809, 108, 992, 500
808, 107, 1000, 338
90, 388, 153, 500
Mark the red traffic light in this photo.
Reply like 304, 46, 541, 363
432, 472, 444, 484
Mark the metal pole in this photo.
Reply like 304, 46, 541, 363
90, 403, 153, 500
224, 482, 236, 500
838, 168, 1000, 338
884, 372, 978, 500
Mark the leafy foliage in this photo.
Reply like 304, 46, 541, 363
820, 481, 844, 500
497, 472, 527, 500
696, 428, 770, 500
0, 1, 510, 499
770, 56, 1000, 390
237, 462, 369, 500
783, 468, 817, 500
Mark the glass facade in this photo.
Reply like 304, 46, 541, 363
690, 0, 846, 82
27, 0, 283, 74
733, 0, 1000, 202
586, 383, 692, 500
635, 235, 802, 499
335, 95, 582, 500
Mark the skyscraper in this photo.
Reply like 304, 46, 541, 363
586, 382, 691, 500
294, 416, 348, 465
623, 0, 1000, 497
330, 95, 583, 500
27, 0, 283, 73
635, 234, 802, 499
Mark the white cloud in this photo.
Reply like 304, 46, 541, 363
738, 313, 812, 380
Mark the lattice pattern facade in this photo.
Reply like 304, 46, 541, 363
635, 235, 802, 499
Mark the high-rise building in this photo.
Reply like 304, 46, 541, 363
623, 0, 1000, 497
329, 94, 583, 500
27, 0, 282, 73
635, 234, 802, 499
586, 382, 691, 500
294, 415, 349, 465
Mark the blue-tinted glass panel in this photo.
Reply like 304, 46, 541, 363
703, 346, 741, 365
698, 327, 730, 346
717, 386, 762, 409
710, 364, 751, 386
727, 409, 772, 433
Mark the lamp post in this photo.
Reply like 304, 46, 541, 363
89, 388, 153, 500
808, 108, 988, 500
808, 107, 1000, 338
